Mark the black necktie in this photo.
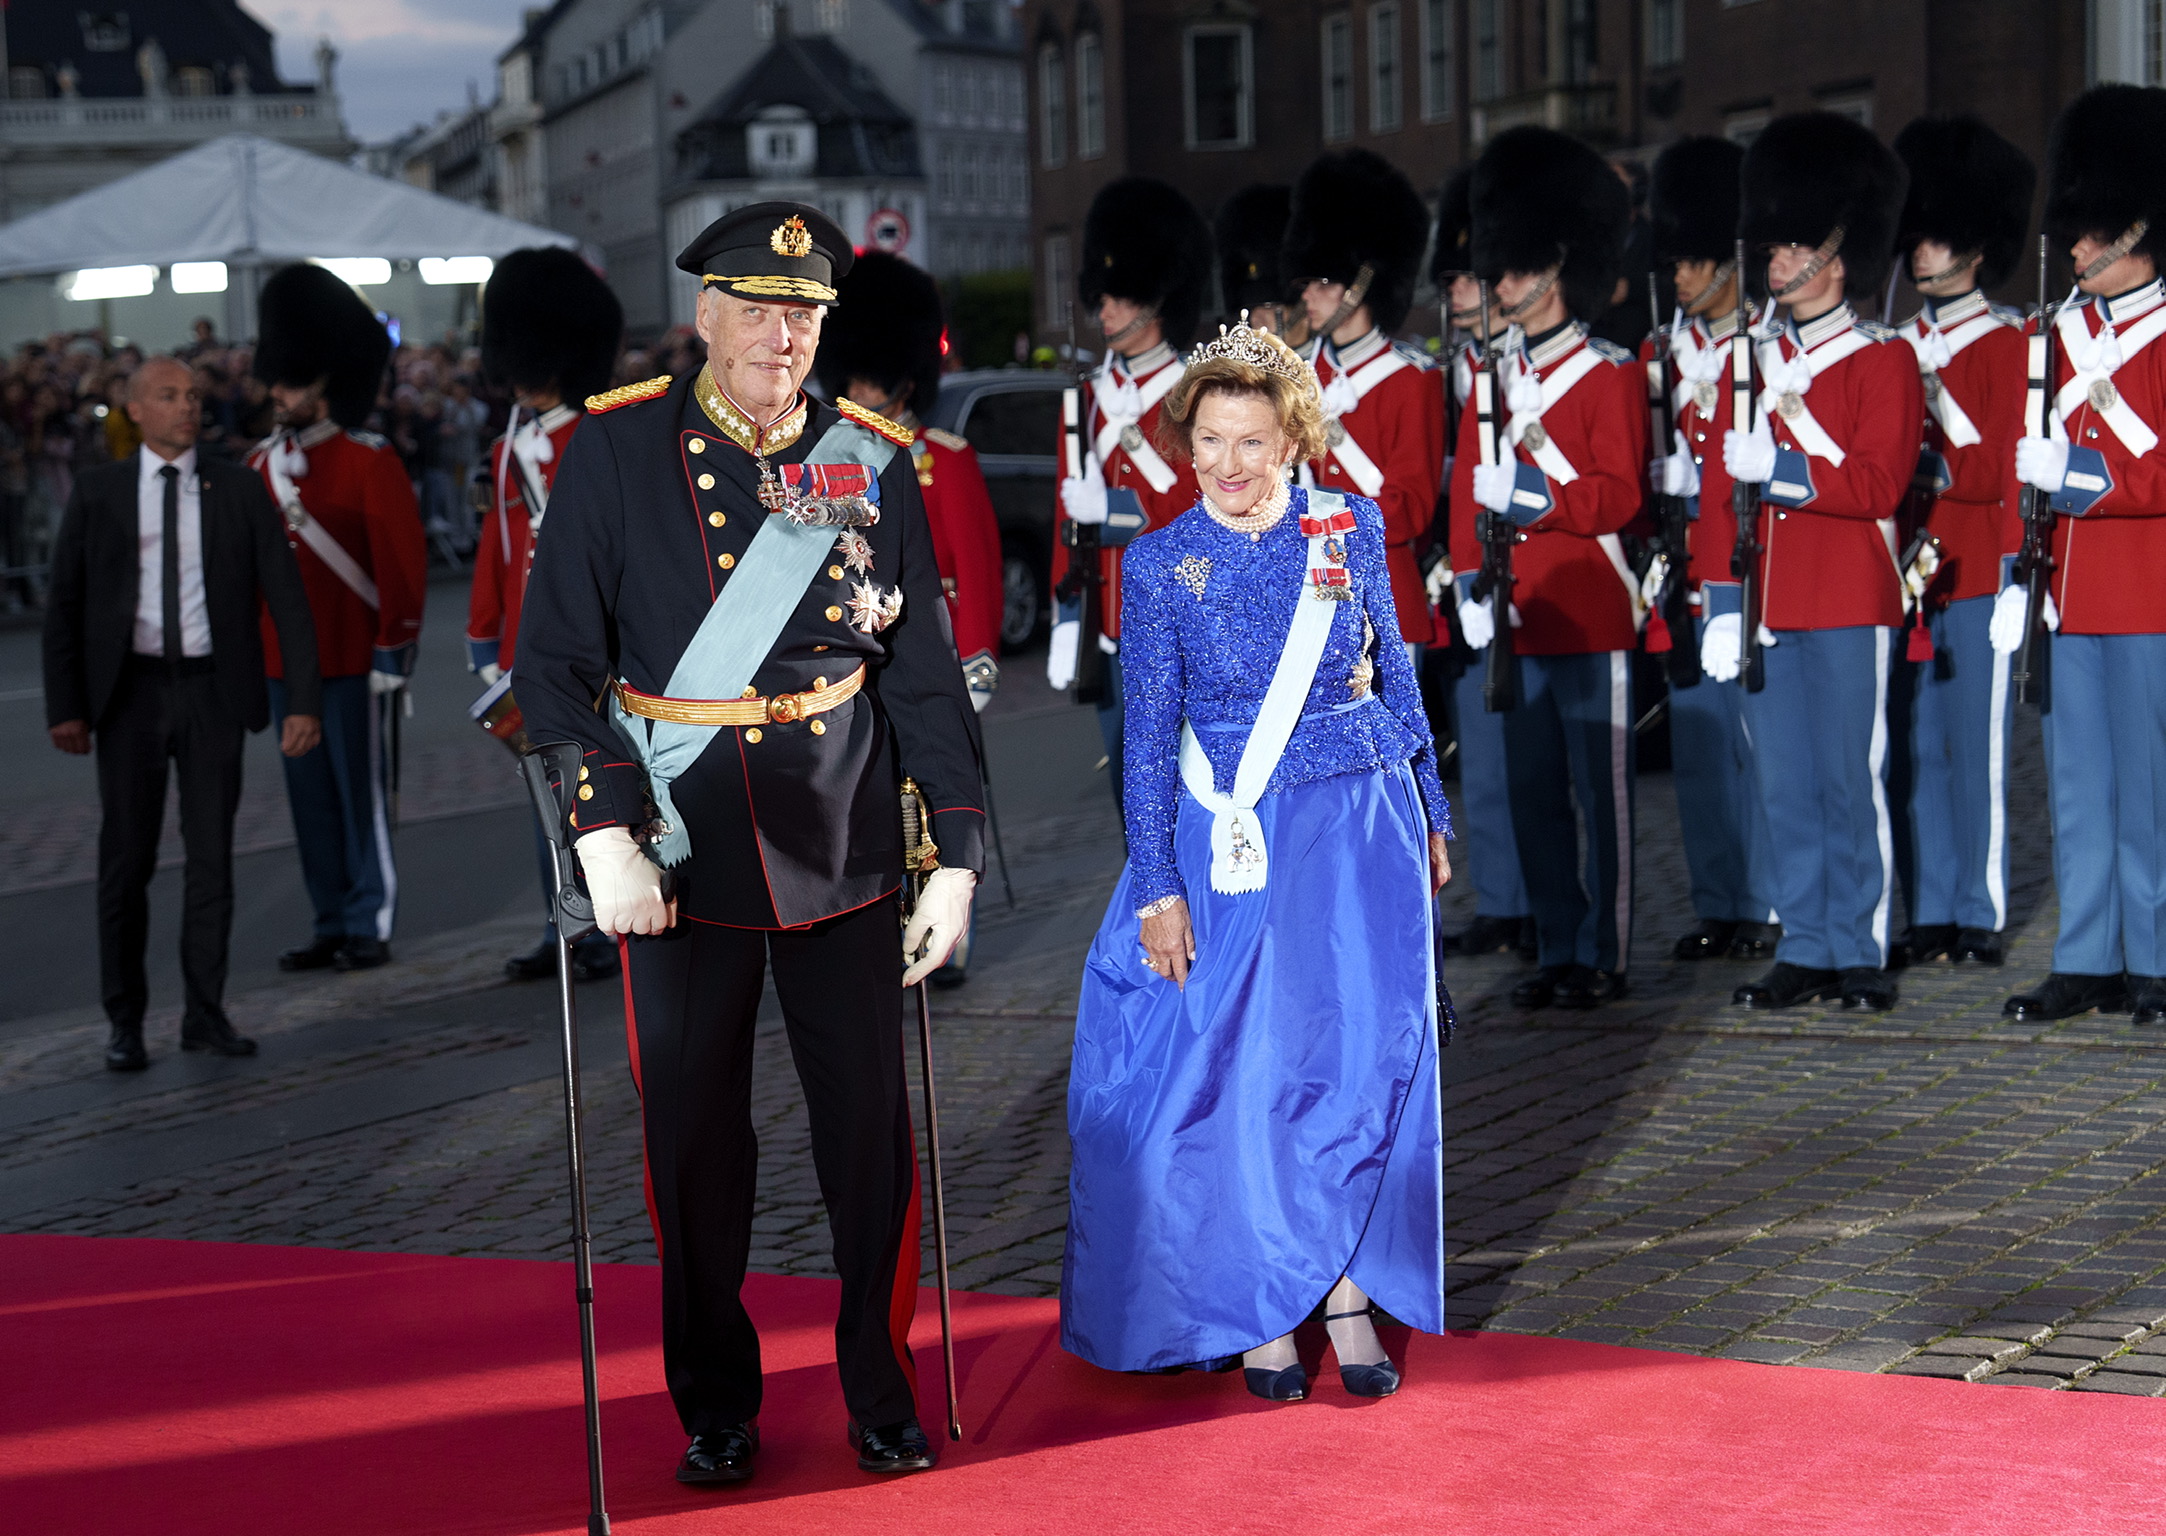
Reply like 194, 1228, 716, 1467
160, 464, 181, 662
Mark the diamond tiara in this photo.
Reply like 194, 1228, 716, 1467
1185, 312, 1313, 385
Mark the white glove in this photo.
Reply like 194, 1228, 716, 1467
1723, 422, 1777, 485
1060, 474, 1110, 526
1472, 461, 1519, 514
477, 662, 503, 686
368, 668, 408, 696
2044, 592, 2061, 632
1457, 598, 1494, 650
1701, 611, 1743, 682
968, 680, 994, 714
902, 866, 978, 987
2015, 436, 2068, 494
1988, 584, 2029, 654
575, 826, 674, 937
1655, 434, 1701, 498
1424, 560, 1454, 610
1047, 618, 1079, 690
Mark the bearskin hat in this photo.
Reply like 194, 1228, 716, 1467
814, 251, 946, 415
1079, 177, 1212, 348
1893, 116, 2036, 289
2044, 84, 2166, 263
1215, 184, 1293, 317
1650, 135, 1745, 267
1469, 126, 1631, 322
1430, 166, 1475, 280
1739, 112, 1908, 303
1282, 148, 1431, 333
253, 262, 391, 430
481, 248, 623, 407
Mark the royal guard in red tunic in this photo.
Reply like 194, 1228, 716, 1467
1888, 117, 2034, 971
1644, 135, 1781, 966
1453, 127, 1647, 1009
1215, 182, 1296, 337
1284, 147, 1445, 655
2003, 86, 2166, 1025
468, 247, 625, 983
1715, 113, 1920, 1012
248, 263, 425, 974
1048, 177, 1209, 804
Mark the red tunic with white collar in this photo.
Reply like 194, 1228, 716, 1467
1448, 322, 1649, 655
2005, 281, 2166, 634
911, 423, 1004, 668
1048, 343, 1198, 640
1747, 305, 1922, 631
1901, 292, 2026, 605
468, 403, 582, 675
1643, 309, 1751, 597
1308, 328, 1445, 644
250, 421, 427, 679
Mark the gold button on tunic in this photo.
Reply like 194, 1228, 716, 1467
718, 553, 735, 569
709, 510, 726, 527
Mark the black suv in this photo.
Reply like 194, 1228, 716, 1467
923, 369, 1064, 650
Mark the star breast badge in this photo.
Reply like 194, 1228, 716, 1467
834, 528, 875, 574
846, 579, 904, 634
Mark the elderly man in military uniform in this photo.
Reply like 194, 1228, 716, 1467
517, 203, 985, 1484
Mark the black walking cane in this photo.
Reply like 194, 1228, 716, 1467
899, 778, 963, 1440
520, 742, 611, 1536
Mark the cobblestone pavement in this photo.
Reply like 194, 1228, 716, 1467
14, 689, 2166, 1397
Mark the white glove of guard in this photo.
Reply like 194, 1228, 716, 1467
477, 662, 504, 686
1723, 422, 1777, 485
368, 668, 409, 696
1654, 433, 1702, 498
2044, 592, 2061, 632
1988, 584, 2029, 654
1700, 611, 1744, 682
1060, 474, 1110, 526
902, 866, 978, 987
575, 826, 674, 937
1471, 461, 1519, 514
1046, 618, 1079, 690
1457, 598, 1494, 650
1424, 560, 1454, 610
2015, 436, 2068, 494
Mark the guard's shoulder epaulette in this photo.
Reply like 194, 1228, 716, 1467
1989, 303, 2026, 327
1854, 320, 1899, 342
1585, 337, 1635, 364
837, 396, 916, 446
345, 429, 389, 450
586, 374, 673, 414
921, 425, 969, 452
1390, 339, 1438, 369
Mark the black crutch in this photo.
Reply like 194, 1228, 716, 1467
899, 778, 963, 1440
520, 743, 611, 1536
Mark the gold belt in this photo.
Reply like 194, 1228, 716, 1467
613, 664, 864, 726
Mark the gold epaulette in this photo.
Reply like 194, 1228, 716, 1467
586, 374, 673, 414
837, 396, 916, 446
922, 425, 968, 452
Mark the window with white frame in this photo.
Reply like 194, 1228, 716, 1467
1038, 42, 1067, 166
1185, 24, 1253, 149
1820, 91, 1872, 127
1044, 233, 1073, 329
1647, 0, 1683, 66
1420, 0, 1454, 121
1473, 0, 1504, 101
1076, 33, 1106, 159
1322, 12, 1353, 141
1370, 4, 1403, 132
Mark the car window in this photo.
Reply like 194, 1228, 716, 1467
961, 387, 1060, 458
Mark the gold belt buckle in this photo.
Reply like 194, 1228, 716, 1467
767, 691, 803, 723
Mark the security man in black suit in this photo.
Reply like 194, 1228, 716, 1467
43, 356, 322, 1071
518, 204, 984, 1484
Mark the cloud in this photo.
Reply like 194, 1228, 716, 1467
251, 0, 534, 143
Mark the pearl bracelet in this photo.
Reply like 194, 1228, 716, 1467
1134, 894, 1181, 920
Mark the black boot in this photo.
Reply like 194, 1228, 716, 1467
1727, 921, 1781, 960
334, 937, 390, 972
1510, 965, 1571, 1009
1672, 920, 1739, 961
1840, 967, 1899, 1011
104, 1024, 148, 1072
277, 934, 342, 972
1955, 928, 2004, 965
1443, 914, 1530, 957
2127, 976, 2166, 1026
2003, 972, 2130, 1021
1907, 924, 1960, 963
504, 940, 556, 981
1735, 962, 1842, 1009
1554, 968, 1627, 1008
180, 1013, 258, 1057
676, 1423, 758, 1484
570, 934, 621, 982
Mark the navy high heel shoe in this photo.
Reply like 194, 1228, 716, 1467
1327, 1309, 1401, 1398
1243, 1362, 1308, 1401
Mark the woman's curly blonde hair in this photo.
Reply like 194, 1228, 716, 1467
1155, 325, 1330, 466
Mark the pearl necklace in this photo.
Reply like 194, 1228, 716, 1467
1200, 473, 1293, 541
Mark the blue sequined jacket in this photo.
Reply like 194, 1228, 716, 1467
1120, 487, 1452, 909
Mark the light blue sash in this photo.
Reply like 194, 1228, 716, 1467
614, 417, 899, 866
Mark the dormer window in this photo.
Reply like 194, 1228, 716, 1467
174, 65, 216, 97
747, 105, 817, 177
81, 12, 132, 52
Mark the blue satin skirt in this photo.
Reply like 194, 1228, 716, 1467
1060, 763, 1446, 1372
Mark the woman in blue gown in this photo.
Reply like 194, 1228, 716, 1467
1060, 321, 1454, 1402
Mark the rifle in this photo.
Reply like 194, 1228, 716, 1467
1056, 302, 1108, 705
1729, 237, 1767, 693
1647, 272, 1702, 688
1470, 279, 1518, 713
2012, 235, 2058, 710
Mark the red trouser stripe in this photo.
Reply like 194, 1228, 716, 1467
617, 938, 663, 1258
889, 1087, 923, 1399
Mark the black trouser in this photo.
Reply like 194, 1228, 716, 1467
96, 656, 246, 1034
625, 897, 920, 1434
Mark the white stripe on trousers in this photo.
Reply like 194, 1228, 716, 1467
1609, 651, 1632, 966
1868, 628, 1894, 965
1985, 643, 2011, 931
364, 693, 399, 942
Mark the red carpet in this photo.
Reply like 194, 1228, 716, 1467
4, 1234, 2164, 1534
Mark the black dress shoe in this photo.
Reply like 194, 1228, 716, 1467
334, 937, 390, 972
569, 935, 620, 982
1672, 920, 1739, 961
676, 1423, 758, 1485
1839, 967, 1899, 1011
1510, 965, 1570, 1009
1906, 924, 1960, 963
1735, 962, 1842, 1009
2127, 976, 2166, 1026
1443, 914, 1530, 957
181, 1014, 258, 1056
1727, 921, 1781, 960
849, 1417, 936, 1474
104, 1026, 148, 1072
1554, 968, 1627, 1009
504, 940, 556, 981
2003, 972, 2129, 1021
278, 935, 343, 972
1955, 928, 2004, 965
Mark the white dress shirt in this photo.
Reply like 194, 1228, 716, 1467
133, 445, 212, 657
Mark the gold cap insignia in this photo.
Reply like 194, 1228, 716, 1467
772, 216, 813, 259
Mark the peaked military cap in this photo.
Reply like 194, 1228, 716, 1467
676, 200, 854, 305
2045, 84, 2166, 264
253, 262, 391, 430
1470, 125, 1631, 323
483, 247, 624, 406
1649, 136, 1745, 268
1894, 116, 2036, 290
1283, 148, 1431, 333
814, 251, 947, 414
1739, 112, 1908, 303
